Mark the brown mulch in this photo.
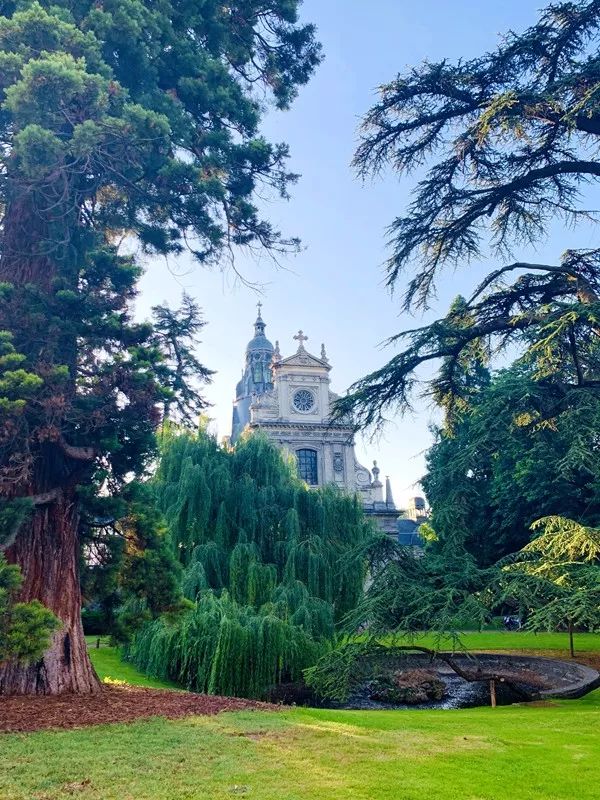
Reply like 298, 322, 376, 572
0, 685, 278, 733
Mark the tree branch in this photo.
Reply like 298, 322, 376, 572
30, 489, 61, 506
59, 439, 96, 462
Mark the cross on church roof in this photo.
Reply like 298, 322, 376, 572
256, 300, 263, 317
293, 329, 308, 350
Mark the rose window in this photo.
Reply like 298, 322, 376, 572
293, 389, 315, 412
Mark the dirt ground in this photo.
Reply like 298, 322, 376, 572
0, 685, 276, 733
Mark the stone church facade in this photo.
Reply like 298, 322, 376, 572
231, 307, 399, 535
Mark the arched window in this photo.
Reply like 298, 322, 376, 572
297, 448, 318, 485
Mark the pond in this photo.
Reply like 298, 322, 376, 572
270, 652, 600, 710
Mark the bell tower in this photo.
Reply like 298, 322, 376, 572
231, 304, 274, 442
230, 309, 401, 537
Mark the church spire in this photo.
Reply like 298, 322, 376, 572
254, 301, 266, 337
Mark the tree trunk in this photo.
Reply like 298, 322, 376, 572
0, 186, 99, 695
0, 495, 99, 695
568, 620, 575, 659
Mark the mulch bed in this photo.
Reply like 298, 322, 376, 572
0, 685, 278, 733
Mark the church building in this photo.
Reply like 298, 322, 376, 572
231, 307, 400, 535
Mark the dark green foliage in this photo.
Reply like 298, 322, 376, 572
0, 554, 58, 664
306, 640, 450, 705
117, 484, 182, 616
331, 3, 600, 651
497, 516, 600, 645
153, 429, 369, 622
0, 0, 320, 690
337, 2, 600, 431
353, 0, 600, 306
304, 640, 375, 702
128, 429, 372, 697
344, 539, 490, 644
128, 590, 324, 698
0, 496, 33, 551
81, 482, 183, 640
423, 365, 600, 566
151, 295, 214, 425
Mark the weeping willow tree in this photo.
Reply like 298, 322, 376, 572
128, 428, 373, 697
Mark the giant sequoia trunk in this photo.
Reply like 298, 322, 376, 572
0, 494, 99, 694
0, 191, 100, 694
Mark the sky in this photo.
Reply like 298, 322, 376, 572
135, 0, 589, 507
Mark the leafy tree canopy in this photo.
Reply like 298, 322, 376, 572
0, 0, 321, 694
337, 0, 600, 429
498, 516, 600, 654
127, 429, 374, 697
81, 481, 184, 639
423, 362, 600, 565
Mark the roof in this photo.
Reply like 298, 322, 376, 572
246, 308, 273, 353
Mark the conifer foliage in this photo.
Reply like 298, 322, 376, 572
0, 554, 58, 665
338, 0, 600, 429
127, 430, 372, 698
0, 1, 321, 694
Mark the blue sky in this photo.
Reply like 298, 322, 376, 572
136, 1, 589, 506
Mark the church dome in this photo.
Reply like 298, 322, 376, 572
246, 333, 274, 352
246, 306, 273, 353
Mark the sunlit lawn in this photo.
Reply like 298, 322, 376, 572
1, 633, 598, 799
85, 631, 600, 696
412, 629, 600, 654
86, 637, 178, 690
2, 692, 599, 800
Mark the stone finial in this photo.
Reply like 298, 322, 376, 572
371, 460, 382, 487
370, 460, 384, 502
320, 343, 328, 362
293, 330, 308, 351
272, 340, 281, 363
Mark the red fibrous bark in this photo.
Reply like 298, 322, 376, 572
0, 191, 100, 695
0, 494, 99, 694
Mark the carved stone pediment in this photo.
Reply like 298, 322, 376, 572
275, 351, 331, 370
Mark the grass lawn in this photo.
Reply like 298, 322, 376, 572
1, 634, 598, 799
415, 629, 600, 654
1, 693, 599, 799
86, 638, 178, 690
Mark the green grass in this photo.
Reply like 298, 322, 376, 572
1, 634, 595, 799
414, 630, 600, 653
84, 630, 600, 696
2, 693, 599, 799
86, 639, 178, 690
